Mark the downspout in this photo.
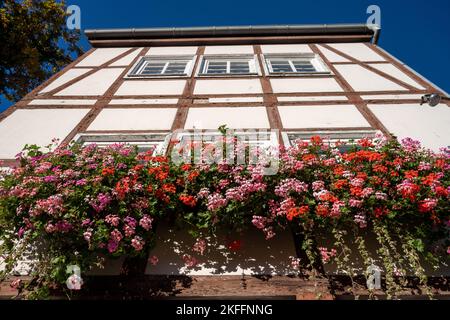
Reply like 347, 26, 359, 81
367, 24, 381, 45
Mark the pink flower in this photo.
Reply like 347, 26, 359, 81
349, 199, 363, 208
275, 178, 308, 198
110, 229, 123, 243
105, 215, 120, 227
319, 247, 337, 263
131, 236, 145, 251
290, 256, 301, 270
139, 215, 153, 231
330, 201, 345, 217
149, 255, 159, 265
312, 181, 325, 192
182, 254, 198, 268
10, 279, 22, 290
207, 193, 228, 211
263, 227, 276, 240
83, 230, 92, 242
362, 187, 374, 198
197, 188, 210, 199
375, 192, 387, 200
123, 225, 135, 237
252, 216, 266, 229
193, 238, 207, 255
354, 212, 367, 228
107, 240, 118, 253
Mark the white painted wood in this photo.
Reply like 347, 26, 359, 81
109, 48, 143, 66
278, 105, 370, 128
204, 45, 254, 55
115, 80, 186, 95
361, 94, 423, 100
76, 48, 132, 67
145, 226, 298, 276
270, 78, 343, 93
208, 97, 264, 103
368, 104, 450, 151
334, 64, 405, 91
194, 79, 263, 95
39, 68, 93, 93
109, 98, 179, 105
29, 99, 97, 105
260, 44, 313, 54
87, 108, 177, 131
327, 43, 385, 61
277, 96, 348, 102
147, 46, 198, 55
184, 107, 270, 129
0, 109, 90, 158
55, 68, 125, 96
317, 45, 350, 62
368, 63, 425, 89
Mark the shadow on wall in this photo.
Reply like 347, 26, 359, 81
145, 223, 299, 276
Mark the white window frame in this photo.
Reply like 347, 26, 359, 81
127, 56, 196, 78
196, 55, 260, 76
262, 53, 330, 76
282, 130, 380, 149
73, 133, 172, 155
175, 130, 278, 150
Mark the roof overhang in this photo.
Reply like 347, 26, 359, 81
85, 24, 380, 47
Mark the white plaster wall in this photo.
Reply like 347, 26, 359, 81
194, 79, 263, 95
184, 107, 270, 129
277, 96, 347, 102
0, 109, 90, 158
368, 63, 425, 89
334, 64, 405, 91
317, 45, 349, 62
39, 68, 93, 93
29, 99, 97, 105
278, 105, 370, 128
115, 80, 186, 96
204, 45, 254, 55
261, 44, 313, 54
327, 43, 385, 61
145, 225, 298, 276
56, 68, 125, 96
109, 48, 143, 66
147, 46, 198, 55
109, 98, 179, 105
368, 104, 450, 151
361, 94, 423, 100
87, 108, 177, 131
270, 78, 343, 93
208, 97, 264, 103
76, 48, 131, 67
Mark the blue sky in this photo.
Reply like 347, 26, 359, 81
1, 0, 449, 111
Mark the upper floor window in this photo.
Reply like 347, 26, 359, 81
128, 56, 195, 77
198, 55, 258, 76
74, 133, 172, 155
264, 54, 329, 75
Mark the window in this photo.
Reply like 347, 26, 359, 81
175, 130, 278, 152
264, 54, 329, 75
198, 55, 258, 76
282, 130, 380, 151
128, 56, 195, 77
73, 133, 172, 155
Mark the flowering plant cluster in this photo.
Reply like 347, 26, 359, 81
0, 135, 448, 299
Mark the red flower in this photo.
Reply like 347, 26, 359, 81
162, 183, 176, 194
179, 194, 197, 207
181, 164, 192, 171
101, 167, 115, 176
228, 240, 242, 251
187, 170, 200, 182
373, 164, 388, 174
310, 135, 323, 146
115, 178, 130, 200
404, 170, 418, 179
332, 179, 347, 190
287, 206, 309, 221
315, 204, 329, 217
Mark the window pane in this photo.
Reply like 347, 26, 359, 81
206, 61, 227, 74
141, 62, 165, 75
230, 61, 250, 73
292, 60, 316, 72
164, 61, 188, 75
269, 60, 293, 73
